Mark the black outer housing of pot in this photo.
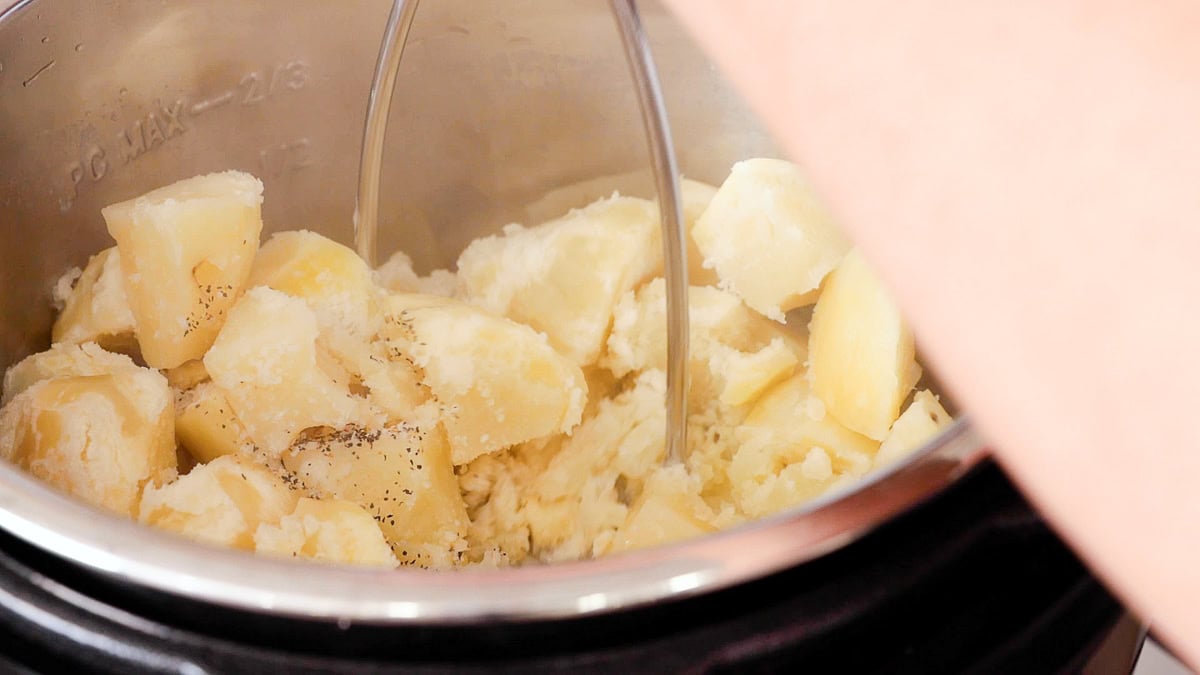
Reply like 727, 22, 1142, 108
0, 461, 1128, 674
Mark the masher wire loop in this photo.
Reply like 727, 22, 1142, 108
355, 0, 690, 464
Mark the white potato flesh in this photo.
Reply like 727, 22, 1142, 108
51, 247, 137, 352
139, 454, 298, 550
0, 370, 175, 516
254, 498, 398, 568
102, 171, 264, 368
876, 390, 953, 467
381, 293, 586, 465
692, 158, 849, 321
203, 286, 376, 456
457, 193, 662, 366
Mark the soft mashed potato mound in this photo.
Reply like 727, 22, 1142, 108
0, 160, 952, 568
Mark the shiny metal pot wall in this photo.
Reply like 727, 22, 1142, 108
0, 0, 772, 367
0, 0, 986, 622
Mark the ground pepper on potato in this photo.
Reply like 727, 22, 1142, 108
0, 158, 951, 568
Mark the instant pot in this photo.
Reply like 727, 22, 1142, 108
0, 0, 1144, 671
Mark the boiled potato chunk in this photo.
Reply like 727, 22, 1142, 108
139, 454, 298, 550
382, 293, 586, 465
2, 342, 143, 405
876, 390, 952, 467
375, 250, 457, 297
254, 498, 398, 567
247, 230, 378, 335
692, 158, 849, 321
174, 381, 253, 463
203, 286, 376, 456
164, 359, 210, 392
282, 423, 467, 568
603, 279, 804, 409
0, 370, 175, 516
732, 374, 879, 517
102, 171, 264, 369
526, 371, 666, 561
317, 327, 429, 423
457, 194, 662, 365
808, 250, 919, 440
607, 465, 717, 554
51, 247, 137, 352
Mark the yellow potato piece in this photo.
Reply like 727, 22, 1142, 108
102, 171, 264, 368
51, 247, 137, 352
174, 381, 253, 463
139, 454, 298, 550
526, 371, 666, 561
382, 293, 586, 465
0, 370, 175, 516
2, 342, 143, 406
808, 250, 920, 440
203, 286, 376, 456
164, 359, 210, 392
602, 279, 804, 409
692, 158, 849, 321
457, 193, 662, 366
254, 498, 398, 568
247, 230, 378, 335
607, 465, 717, 554
732, 374, 880, 517
876, 390, 952, 468
282, 423, 468, 569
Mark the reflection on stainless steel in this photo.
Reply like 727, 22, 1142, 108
0, 0, 990, 621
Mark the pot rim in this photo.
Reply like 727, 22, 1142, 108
0, 419, 987, 624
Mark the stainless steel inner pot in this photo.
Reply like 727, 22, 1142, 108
0, 0, 987, 622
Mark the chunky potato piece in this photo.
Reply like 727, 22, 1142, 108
382, 293, 586, 465
607, 465, 717, 554
164, 359, 210, 392
603, 279, 804, 409
0, 370, 175, 516
317, 327, 428, 422
457, 194, 661, 365
254, 498, 397, 567
203, 287, 376, 456
375, 250, 456, 297
808, 250, 920, 440
692, 158, 849, 320
282, 423, 466, 568
731, 374, 879, 517
174, 382, 253, 463
247, 230, 378, 335
876, 390, 952, 467
51, 247, 137, 352
526, 371, 666, 561
139, 454, 298, 550
102, 171, 264, 368
2, 342, 143, 405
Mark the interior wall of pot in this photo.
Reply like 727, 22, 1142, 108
0, 0, 779, 371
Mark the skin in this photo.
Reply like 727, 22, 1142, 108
660, 0, 1200, 665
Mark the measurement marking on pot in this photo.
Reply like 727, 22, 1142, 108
259, 138, 314, 178
54, 59, 312, 212
190, 91, 234, 116
22, 59, 54, 87
116, 99, 187, 163
238, 60, 310, 106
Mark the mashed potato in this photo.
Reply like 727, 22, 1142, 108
0, 159, 951, 568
